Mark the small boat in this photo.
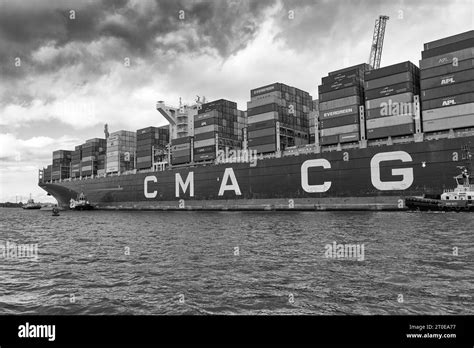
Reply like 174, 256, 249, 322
22, 195, 42, 210
69, 192, 94, 210
406, 166, 474, 212
52, 207, 60, 216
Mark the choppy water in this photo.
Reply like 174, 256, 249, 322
0, 208, 473, 315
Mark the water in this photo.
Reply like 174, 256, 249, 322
0, 208, 473, 315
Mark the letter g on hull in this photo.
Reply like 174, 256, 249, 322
370, 151, 414, 190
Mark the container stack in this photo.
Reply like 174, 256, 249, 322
71, 145, 82, 178
136, 126, 170, 170
247, 83, 312, 153
171, 136, 192, 165
43, 164, 52, 182
80, 138, 106, 176
318, 63, 370, 145
364, 61, 420, 140
193, 99, 244, 162
51, 150, 72, 180
106, 131, 136, 173
420, 30, 474, 133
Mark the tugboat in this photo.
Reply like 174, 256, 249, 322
22, 195, 42, 210
406, 166, 474, 212
69, 192, 94, 210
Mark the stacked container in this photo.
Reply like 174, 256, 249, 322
52, 150, 72, 180
80, 138, 106, 176
43, 164, 52, 182
193, 99, 244, 162
318, 63, 370, 145
247, 83, 312, 153
136, 126, 170, 170
420, 30, 474, 133
71, 145, 82, 178
364, 61, 420, 140
106, 131, 136, 173
171, 136, 192, 165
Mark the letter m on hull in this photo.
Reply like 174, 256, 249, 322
176, 172, 194, 197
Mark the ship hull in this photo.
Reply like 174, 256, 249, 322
39, 136, 473, 211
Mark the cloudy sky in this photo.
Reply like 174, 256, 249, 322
0, 0, 473, 203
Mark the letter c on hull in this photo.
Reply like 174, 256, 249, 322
301, 159, 332, 193
144, 176, 158, 198
370, 151, 413, 190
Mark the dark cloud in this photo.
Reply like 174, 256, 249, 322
0, 0, 276, 79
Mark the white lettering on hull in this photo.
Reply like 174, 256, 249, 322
218, 168, 241, 196
144, 176, 157, 198
370, 151, 414, 190
301, 159, 332, 193
176, 172, 194, 197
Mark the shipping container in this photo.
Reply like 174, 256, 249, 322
420, 59, 474, 79
171, 143, 190, 151
366, 114, 414, 129
248, 135, 276, 146
339, 132, 359, 143
247, 111, 278, 124
195, 125, 218, 136
172, 149, 191, 157
249, 143, 276, 153
195, 110, 218, 121
365, 81, 418, 100
422, 102, 474, 121
194, 138, 216, 148
420, 69, 474, 90
318, 86, 363, 102
365, 92, 414, 110
364, 61, 418, 81
319, 96, 361, 111
420, 47, 474, 70
247, 103, 279, 116
137, 156, 152, 163
421, 80, 474, 101
328, 63, 371, 76
424, 30, 474, 51
365, 71, 415, 90
194, 145, 215, 154
320, 134, 340, 145
194, 131, 216, 141
320, 104, 359, 119
318, 76, 363, 93
319, 113, 359, 129
320, 124, 359, 137
366, 106, 415, 120
247, 119, 277, 132
421, 92, 474, 110
422, 38, 474, 59
366, 123, 415, 139
171, 136, 192, 145
171, 155, 191, 165
250, 83, 282, 97
423, 114, 474, 132
247, 95, 281, 109
248, 127, 276, 138
194, 152, 216, 161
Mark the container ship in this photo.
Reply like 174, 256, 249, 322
38, 30, 474, 211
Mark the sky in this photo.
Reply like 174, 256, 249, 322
0, 0, 473, 203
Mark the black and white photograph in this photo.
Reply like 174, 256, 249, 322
0, 0, 473, 346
